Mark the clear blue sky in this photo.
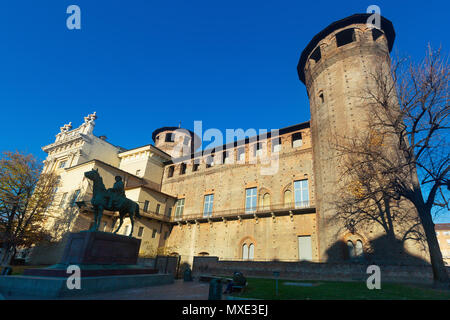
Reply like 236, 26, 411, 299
1, 1, 448, 221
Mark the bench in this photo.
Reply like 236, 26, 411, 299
223, 279, 248, 294
231, 281, 248, 293
199, 275, 221, 282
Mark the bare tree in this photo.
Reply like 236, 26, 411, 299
335, 46, 449, 287
0, 151, 59, 266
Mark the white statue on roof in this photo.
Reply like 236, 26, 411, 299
59, 122, 72, 133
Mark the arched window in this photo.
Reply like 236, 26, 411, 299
318, 91, 324, 104
284, 190, 292, 207
261, 193, 270, 210
242, 242, 255, 260
242, 244, 248, 260
355, 240, 364, 257
347, 240, 355, 259
248, 244, 255, 260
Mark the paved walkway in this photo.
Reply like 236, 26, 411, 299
65, 279, 210, 300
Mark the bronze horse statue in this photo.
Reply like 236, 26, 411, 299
84, 168, 141, 236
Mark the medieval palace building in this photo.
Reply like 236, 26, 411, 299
32, 14, 429, 267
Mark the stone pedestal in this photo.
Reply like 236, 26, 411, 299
60, 231, 141, 265
0, 231, 174, 298
23, 231, 152, 278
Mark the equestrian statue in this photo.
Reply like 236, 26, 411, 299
84, 168, 141, 237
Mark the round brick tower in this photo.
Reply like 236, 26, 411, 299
297, 14, 396, 262
152, 126, 201, 159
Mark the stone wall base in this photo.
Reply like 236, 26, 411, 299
0, 273, 173, 299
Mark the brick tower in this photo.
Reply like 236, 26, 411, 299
152, 126, 201, 159
297, 14, 400, 262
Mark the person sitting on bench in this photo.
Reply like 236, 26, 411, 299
224, 271, 247, 293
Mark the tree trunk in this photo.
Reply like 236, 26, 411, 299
0, 243, 14, 267
417, 205, 449, 287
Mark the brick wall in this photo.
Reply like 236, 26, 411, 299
192, 256, 450, 284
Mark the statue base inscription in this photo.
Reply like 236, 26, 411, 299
60, 231, 141, 265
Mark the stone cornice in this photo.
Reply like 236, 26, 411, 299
42, 133, 90, 153
163, 147, 313, 184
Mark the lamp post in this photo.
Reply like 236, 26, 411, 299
273, 271, 280, 296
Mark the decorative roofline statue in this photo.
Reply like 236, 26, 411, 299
60, 122, 72, 133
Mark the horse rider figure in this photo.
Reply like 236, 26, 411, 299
107, 176, 125, 210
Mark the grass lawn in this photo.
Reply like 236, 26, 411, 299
229, 278, 450, 300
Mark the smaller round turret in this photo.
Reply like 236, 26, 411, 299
152, 126, 201, 158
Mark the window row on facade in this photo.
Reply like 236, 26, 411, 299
55, 181, 309, 222
173, 180, 310, 219
166, 132, 304, 178
308, 28, 386, 65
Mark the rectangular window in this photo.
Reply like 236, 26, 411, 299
292, 132, 303, 148
167, 207, 172, 217
309, 46, 321, 63
143, 200, 149, 212
180, 163, 186, 175
298, 236, 313, 261
152, 229, 157, 238
192, 162, 199, 172
168, 166, 174, 178
272, 137, 282, 153
237, 147, 245, 162
245, 187, 257, 213
222, 151, 229, 164
59, 160, 67, 169
336, 28, 355, 47
138, 227, 144, 237
206, 155, 214, 168
70, 189, 81, 207
174, 198, 185, 219
59, 193, 68, 208
372, 28, 383, 41
203, 194, 214, 217
294, 180, 309, 208
165, 133, 174, 142
254, 143, 264, 158
156, 204, 161, 214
